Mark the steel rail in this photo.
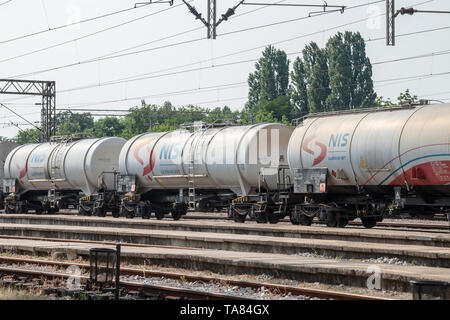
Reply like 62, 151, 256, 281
0, 256, 391, 300
181, 215, 450, 231
0, 265, 247, 300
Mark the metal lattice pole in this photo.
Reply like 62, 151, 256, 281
207, 0, 217, 39
0, 79, 56, 142
386, 0, 395, 46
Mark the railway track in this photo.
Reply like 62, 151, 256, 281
0, 256, 390, 300
181, 215, 450, 232
6, 210, 447, 233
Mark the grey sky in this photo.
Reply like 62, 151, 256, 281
0, 0, 448, 138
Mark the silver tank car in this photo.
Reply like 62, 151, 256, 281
117, 123, 293, 220
0, 141, 19, 208
3, 137, 125, 215
0, 141, 19, 184
286, 104, 450, 228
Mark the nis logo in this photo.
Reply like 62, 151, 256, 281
302, 133, 349, 166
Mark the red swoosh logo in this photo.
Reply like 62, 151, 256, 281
312, 141, 327, 166
14, 160, 28, 180
142, 147, 156, 179
302, 135, 316, 155
302, 135, 327, 167
133, 138, 157, 180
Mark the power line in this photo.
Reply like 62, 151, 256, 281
0, 0, 12, 7
0, 0, 286, 66
5, 0, 384, 79
8, 0, 436, 82
218, 0, 384, 37
56, 42, 450, 96
58, 69, 450, 110
0, 2, 187, 66
0, 1, 167, 46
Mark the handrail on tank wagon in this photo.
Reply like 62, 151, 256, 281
290, 104, 427, 127
50, 133, 92, 143
179, 119, 242, 131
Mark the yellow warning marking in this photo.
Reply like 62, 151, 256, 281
360, 157, 367, 168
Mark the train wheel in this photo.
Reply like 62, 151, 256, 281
326, 211, 338, 228
171, 211, 182, 221
112, 209, 120, 218
141, 208, 151, 219
94, 207, 106, 217
268, 215, 280, 224
77, 206, 85, 216
289, 212, 300, 225
299, 214, 313, 226
125, 209, 135, 219
233, 212, 247, 223
155, 211, 165, 220
336, 213, 348, 228
361, 217, 377, 229
48, 206, 59, 214
35, 207, 43, 215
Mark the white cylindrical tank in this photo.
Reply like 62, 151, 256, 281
287, 104, 450, 190
0, 141, 19, 189
119, 123, 293, 196
4, 137, 126, 195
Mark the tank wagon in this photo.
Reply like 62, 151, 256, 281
117, 123, 293, 221
278, 103, 450, 228
3, 136, 125, 215
0, 141, 19, 208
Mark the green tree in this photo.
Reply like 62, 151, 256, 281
15, 128, 40, 144
375, 89, 418, 108
326, 31, 376, 111
56, 111, 94, 136
94, 117, 125, 137
397, 89, 418, 105
251, 95, 293, 121
247, 45, 290, 110
291, 42, 330, 114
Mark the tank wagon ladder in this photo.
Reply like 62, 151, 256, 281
187, 121, 217, 211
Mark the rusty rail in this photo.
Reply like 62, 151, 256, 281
0, 256, 391, 300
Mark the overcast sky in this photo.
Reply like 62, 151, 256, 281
0, 0, 448, 138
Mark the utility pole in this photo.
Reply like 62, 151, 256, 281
387, 0, 450, 46
206, 0, 216, 39
386, 0, 395, 46
182, 0, 244, 39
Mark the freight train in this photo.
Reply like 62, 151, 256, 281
1, 103, 449, 228
3, 136, 125, 215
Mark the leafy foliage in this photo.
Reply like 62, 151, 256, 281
247, 45, 290, 113
11, 32, 415, 144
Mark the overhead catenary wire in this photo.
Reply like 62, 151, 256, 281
55, 44, 450, 96
0, 0, 12, 7
0, 1, 170, 46
0, 0, 287, 65
4, 0, 387, 79
5, 0, 437, 82
0, 2, 189, 65
58, 69, 450, 110
0, 0, 444, 108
